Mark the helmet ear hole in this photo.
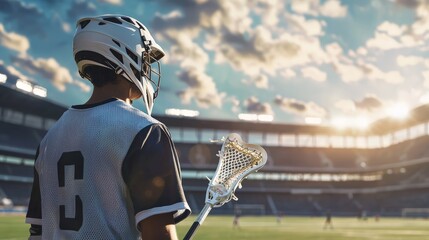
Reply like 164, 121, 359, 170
129, 64, 140, 80
103, 17, 122, 24
120, 16, 134, 24
79, 20, 90, 29
126, 48, 138, 64
83, 66, 117, 87
110, 49, 124, 64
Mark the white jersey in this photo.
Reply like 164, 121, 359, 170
26, 98, 190, 239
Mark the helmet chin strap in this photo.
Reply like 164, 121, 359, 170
104, 60, 154, 114
134, 75, 154, 115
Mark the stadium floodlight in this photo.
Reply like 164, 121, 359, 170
165, 108, 199, 117
33, 85, 47, 98
305, 117, 322, 125
238, 113, 258, 121
16, 79, 33, 92
238, 113, 273, 122
0, 73, 7, 84
257, 114, 273, 122
183, 133, 267, 240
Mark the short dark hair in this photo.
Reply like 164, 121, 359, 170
84, 66, 119, 87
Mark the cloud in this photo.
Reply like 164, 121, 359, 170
244, 96, 273, 115
98, 0, 122, 5
251, 0, 285, 27
377, 21, 405, 36
227, 96, 240, 113
396, 55, 424, 67
285, 13, 326, 36
422, 70, 429, 88
319, 0, 348, 18
0, 23, 29, 53
395, 0, 419, 8
332, 62, 364, 83
0, 0, 46, 36
280, 69, 297, 79
367, 5, 426, 51
291, 0, 347, 18
162, 29, 209, 70
11, 54, 89, 92
274, 95, 326, 117
300, 66, 327, 82
395, 0, 429, 36
366, 32, 403, 50
325, 42, 365, 83
154, 0, 329, 87
67, 0, 97, 22
323, 42, 405, 84
61, 22, 72, 33
334, 99, 356, 114
335, 95, 383, 114
366, 19, 424, 51
177, 67, 225, 108
354, 95, 383, 112
72, 79, 91, 92
206, 26, 328, 77
0, 60, 31, 82
357, 61, 404, 84
243, 75, 269, 89
153, 0, 334, 111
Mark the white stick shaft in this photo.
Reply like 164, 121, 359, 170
195, 204, 212, 224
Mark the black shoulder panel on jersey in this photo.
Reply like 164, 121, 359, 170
121, 123, 187, 216
26, 146, 42, 220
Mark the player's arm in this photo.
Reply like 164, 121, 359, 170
138, 213, 178, 240
122, 123, 191, 239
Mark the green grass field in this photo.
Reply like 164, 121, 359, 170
1, 214, 429, 240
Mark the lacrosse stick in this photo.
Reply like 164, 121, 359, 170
183, 133, 267, 240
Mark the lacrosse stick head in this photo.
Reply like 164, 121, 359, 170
205, 133, 267, 207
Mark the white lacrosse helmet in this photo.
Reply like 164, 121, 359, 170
73, 14, 165, 115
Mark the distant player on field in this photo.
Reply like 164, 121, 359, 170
323, 210, 334, 229
233, 209, 241, 229
25, 14, 190, 239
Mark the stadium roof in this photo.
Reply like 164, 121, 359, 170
0, 84, 66, 119
370, 104, 429, 134
2, 82, 429, 136
155, 115, 344, 135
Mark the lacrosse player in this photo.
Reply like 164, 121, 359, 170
25, 15, 190, 240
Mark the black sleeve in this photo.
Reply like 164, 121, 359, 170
26, 146, 42, 235
121, 123, 188, 221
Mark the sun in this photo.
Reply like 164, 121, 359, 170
386, 102, 409, 120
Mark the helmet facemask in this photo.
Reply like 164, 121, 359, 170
137, 33, 162, 115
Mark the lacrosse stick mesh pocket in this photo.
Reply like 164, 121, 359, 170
206, 135, 266, 207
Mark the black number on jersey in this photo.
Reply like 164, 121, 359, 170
57, 151, 84, 231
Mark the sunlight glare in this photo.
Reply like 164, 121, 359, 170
386, 103, 409, 120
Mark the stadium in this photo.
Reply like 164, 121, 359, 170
2, 71, 429, 237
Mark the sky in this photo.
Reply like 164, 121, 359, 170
1, 0, 429, 127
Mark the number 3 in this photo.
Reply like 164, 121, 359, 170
57, 151, 84, 231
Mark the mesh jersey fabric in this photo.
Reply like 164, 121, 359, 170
25, 98, 190, 240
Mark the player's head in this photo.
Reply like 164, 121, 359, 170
73, 14, 165, 115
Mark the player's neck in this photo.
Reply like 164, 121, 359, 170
86, 83, 133, 105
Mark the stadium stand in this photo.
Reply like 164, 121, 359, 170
2, 79, 429, 218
